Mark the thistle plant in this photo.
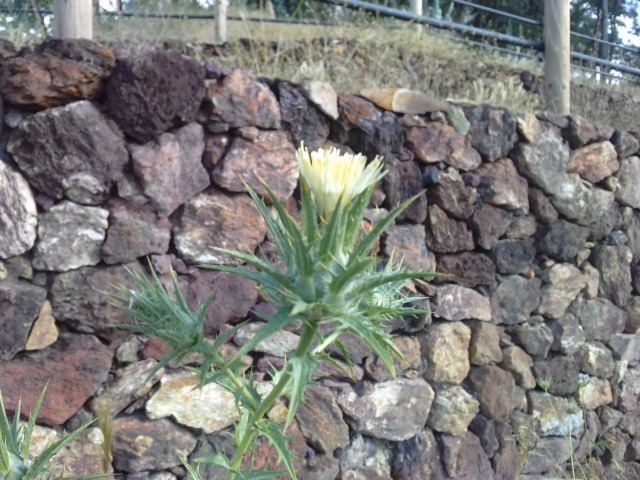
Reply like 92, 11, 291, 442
0, 386, 102, 480
110, 144, 436, 479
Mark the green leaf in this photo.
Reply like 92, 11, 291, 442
21, 383, 49, 460
299, 180, 319, 247
329, 257, 375, 296
181, 457, 203, 480
283, 355, 316, 428
351, 270, 439, 301
261, 423, 297, 479
353, 192, 425, 260
342, 184, 374, 253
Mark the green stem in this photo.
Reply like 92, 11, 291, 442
226, 321, 319, 480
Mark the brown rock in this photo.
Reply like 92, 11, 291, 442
476, 158, 529, 212
500, 345, 536, 389
364, 336, 422, 381
491, 276, 541, 325
0, 281, 47, 360
440, 432, 494, 479
405, 123, 481, 171
212, 129, 298, 202
25, 301, 59, 351
7, 100, 128, 205
173, 188, 267, 265
468, 202, 512, 250
437, 252, 496, 288
425, 204, 474, 253
130, 122, 209, 217
0, 39, 115, 110
382, 158, 427, 224
336, 94, 380, 129
567, 141, 619, 183
538, 263, 586, 319
566, 115, 614, 149
467, 320, 503, 366
202, 132, 231, 171
576, 342, 615, 378
0, 333, 112, 425
528, 187, 558, 224
106, 50, 206, 143
532, 356, 580, 395
427, 170, 477, 220
200, 68, 280, 132
426, 386, 480, 436
383, 223, 436, 272
296, 385, 350, 454
102, 199, 172, 264
360, 88, 450, 114
421, 321, 471, 384
468, 366, 519, 420
111, 415, 197, 472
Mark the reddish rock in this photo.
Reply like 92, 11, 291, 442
336, 94, 380, 131
130, 122, 209, 217
425, 204, 474, 253
173, 188, 267, 265
468, 366, 519, 420
7, 100, 128, 205
405, 123, 481, 171
436, 252, 496, 288
183, 269, 258, 334
200, 68, 281, 132
568, 141, 619, 183
106, 50, 206, 143
212, 129, 298, 202
0, 281, 47, 360
0, 333, 112, 425
102, 199, 172, 264
427, 170, 477, 220
0, 39, 115, 110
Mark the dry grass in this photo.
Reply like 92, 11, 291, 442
11, 5, 640, 131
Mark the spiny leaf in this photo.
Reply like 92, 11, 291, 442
283, 355, 317, 428
261, 423, 297, 479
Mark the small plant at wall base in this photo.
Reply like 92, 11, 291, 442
110, 144, 437, 479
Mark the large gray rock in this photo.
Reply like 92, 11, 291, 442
0, 282, 46, 360
538, 263, 586, 319
173, 188, 266, 265
548, 313, 586, 355
436, 252, 496, 288
32, 201, 108, 272
615, 156, 640, 208
296, 385, 350, 454
336, 378, 434, 442
532, 356, 580, 395
391, 429, 440, 480
101, 199, 172, 264
106, 50, 206, 143
406, 123, 481, 171
7, 100, 128, 205
433, 284, 491, 321
468, 366, 520, 420
511, 123, 569, 195
440, 432, 495, 479
50, 263, 142, 342
591, 245, 632, 307
491, 275, 541, 325
550, 174, 616, 226
465, 105, 518, 162
0, 160, 37, 258
538, 219, 589, 262
129, 122, 209, 217
577, 297, 627, 342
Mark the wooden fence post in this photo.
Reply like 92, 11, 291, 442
215, 0, 228, 44
54, 0, 93, 39
543, 0, 571, 114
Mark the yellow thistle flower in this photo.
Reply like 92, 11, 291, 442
296, 143, 386, 219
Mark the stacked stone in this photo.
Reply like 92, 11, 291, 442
0, 38, 639, 479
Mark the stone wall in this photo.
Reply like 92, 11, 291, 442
1, 38, 639, 480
